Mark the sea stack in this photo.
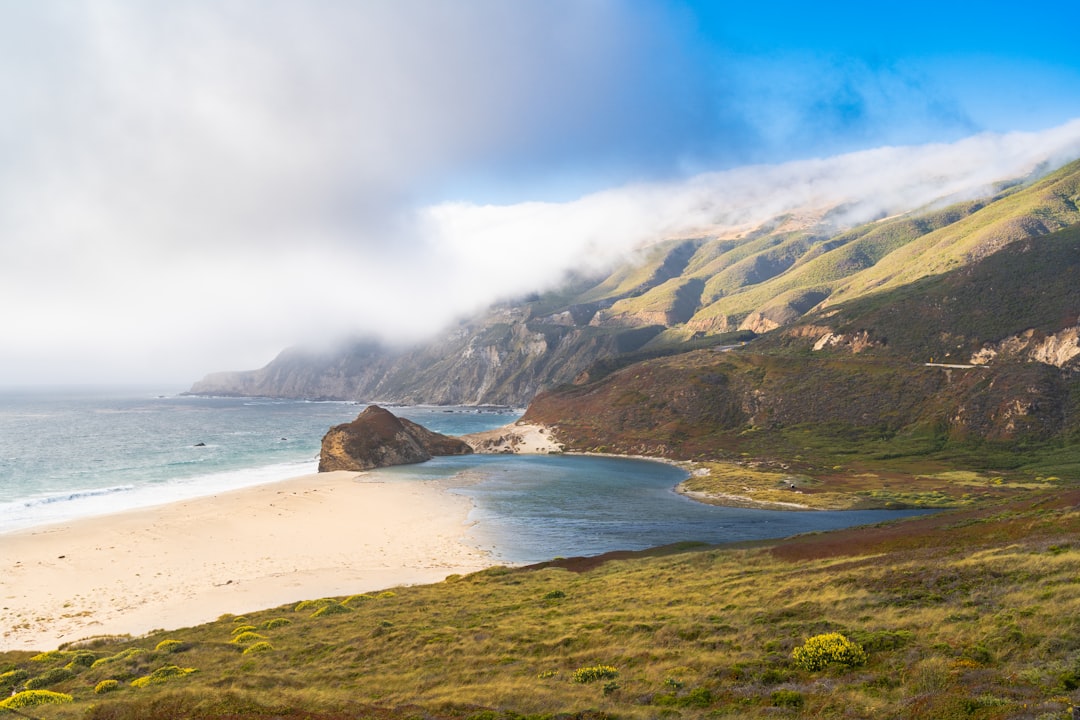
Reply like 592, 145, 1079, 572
317, 405, 473, 472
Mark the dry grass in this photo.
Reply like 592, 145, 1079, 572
2, 490, 1079, 719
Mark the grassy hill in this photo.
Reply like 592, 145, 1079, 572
2, 490, 1078, 719
521, 221, 1080, 510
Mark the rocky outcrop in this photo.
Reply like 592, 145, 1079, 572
970, 326, 1080, 369
318, 405, 472, 472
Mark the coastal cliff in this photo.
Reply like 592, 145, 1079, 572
189, 159, 1080, 408
318, 405, 472, 472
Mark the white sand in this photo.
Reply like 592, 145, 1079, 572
0, 471, 491, 652
462, 422, 562, 454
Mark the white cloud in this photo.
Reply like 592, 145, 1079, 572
1, 3, 1079, 385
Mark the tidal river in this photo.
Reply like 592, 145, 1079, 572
377, 453, 929, 564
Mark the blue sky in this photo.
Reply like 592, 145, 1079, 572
1, 1, 1079, 383
447, 0, 1080, 202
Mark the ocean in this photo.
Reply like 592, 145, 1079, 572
0, 386, 929, 559
0, 386, 517, 534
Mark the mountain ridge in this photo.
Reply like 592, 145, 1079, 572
188, 159, 1080, 406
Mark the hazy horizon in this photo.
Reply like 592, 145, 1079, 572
3, 1, 1080, 385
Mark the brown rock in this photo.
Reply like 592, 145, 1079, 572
317, 405, 472, 472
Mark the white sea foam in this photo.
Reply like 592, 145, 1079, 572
0, 459, 316, 535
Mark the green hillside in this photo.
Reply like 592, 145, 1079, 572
3, 490, 1078, 720
552, 159, 1080, 339
524, 222, 1080, 505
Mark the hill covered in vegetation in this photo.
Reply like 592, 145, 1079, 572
2, 489, 1078, 719
188, 160, 1080, 407
522, 223, 1080, 508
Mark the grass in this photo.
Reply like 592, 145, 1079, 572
2, 489, 1078, 719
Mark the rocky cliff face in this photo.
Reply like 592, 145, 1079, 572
188, 160, 1080, 406
318, 405, 472, 472
189, 307, 665, 406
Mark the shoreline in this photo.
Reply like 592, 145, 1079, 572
0, 471, 491, 652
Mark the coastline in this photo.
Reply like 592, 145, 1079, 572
0, 471, 491, 652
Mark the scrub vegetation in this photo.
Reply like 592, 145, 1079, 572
2, 489, 1078, 719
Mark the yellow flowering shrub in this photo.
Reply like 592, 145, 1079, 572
792, 632, 867, 671
130, 665, 197, 688
0, 690, 74, 709
572, 665, 620, 683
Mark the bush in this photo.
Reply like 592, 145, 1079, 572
262, 617, 292, 630
25, 667, 75, 689
65, 650, 98, 668
0, 668, 30, 693
852, 629, 914, 652
772, 689, 804, 708
294, 599, 335, 613
573, 665, 620, 683
91, 648, 145, 668
242, 641, 274, 655
311, 602, 351, 618
29, 650, 65, 663
543, 590, 566, 600
94, 679, 120, 694
0, 690, 74, 709
230, 631, 266, 645
155, 639, 185, 653
230, 625, 258, 635
130, 665, 197, 688
792, 633, 867, 671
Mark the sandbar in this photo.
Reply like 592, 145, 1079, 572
0, 471, 491, 652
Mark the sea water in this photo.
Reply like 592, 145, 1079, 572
0, 386, 516, 533
0, 386, 928, 558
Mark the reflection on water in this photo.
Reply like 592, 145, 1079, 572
376, 454, 931, 564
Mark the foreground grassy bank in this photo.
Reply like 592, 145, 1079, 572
2, 488, 1078, 719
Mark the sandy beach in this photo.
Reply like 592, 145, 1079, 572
0, 471, 492, 652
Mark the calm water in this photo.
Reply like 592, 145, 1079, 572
380, 454, 929, 564
0, 387, 927, 557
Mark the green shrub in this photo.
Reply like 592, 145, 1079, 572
572, 665, 620, 683
772, 689, 804, 708
311, 602, 351, 618
0, 690, 74, 709
230, 625, 258, 635
851, 629, 914, 652
155, 639, 185, 653
543, 590, 566, 600
792, 632, 867, 671
65, 650, 97, 668
0, 669, 30, 693
294, 598, 335, 613
91, 647, 145, 668
262, 617, 292, 630
25, 667, 75, 689
343, 594, 373, 606
94, 679, 120, 694
230, 631, 266, 645
242, 641, 274, 655
130, 665, 197, 688
376, 591, 396, 599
